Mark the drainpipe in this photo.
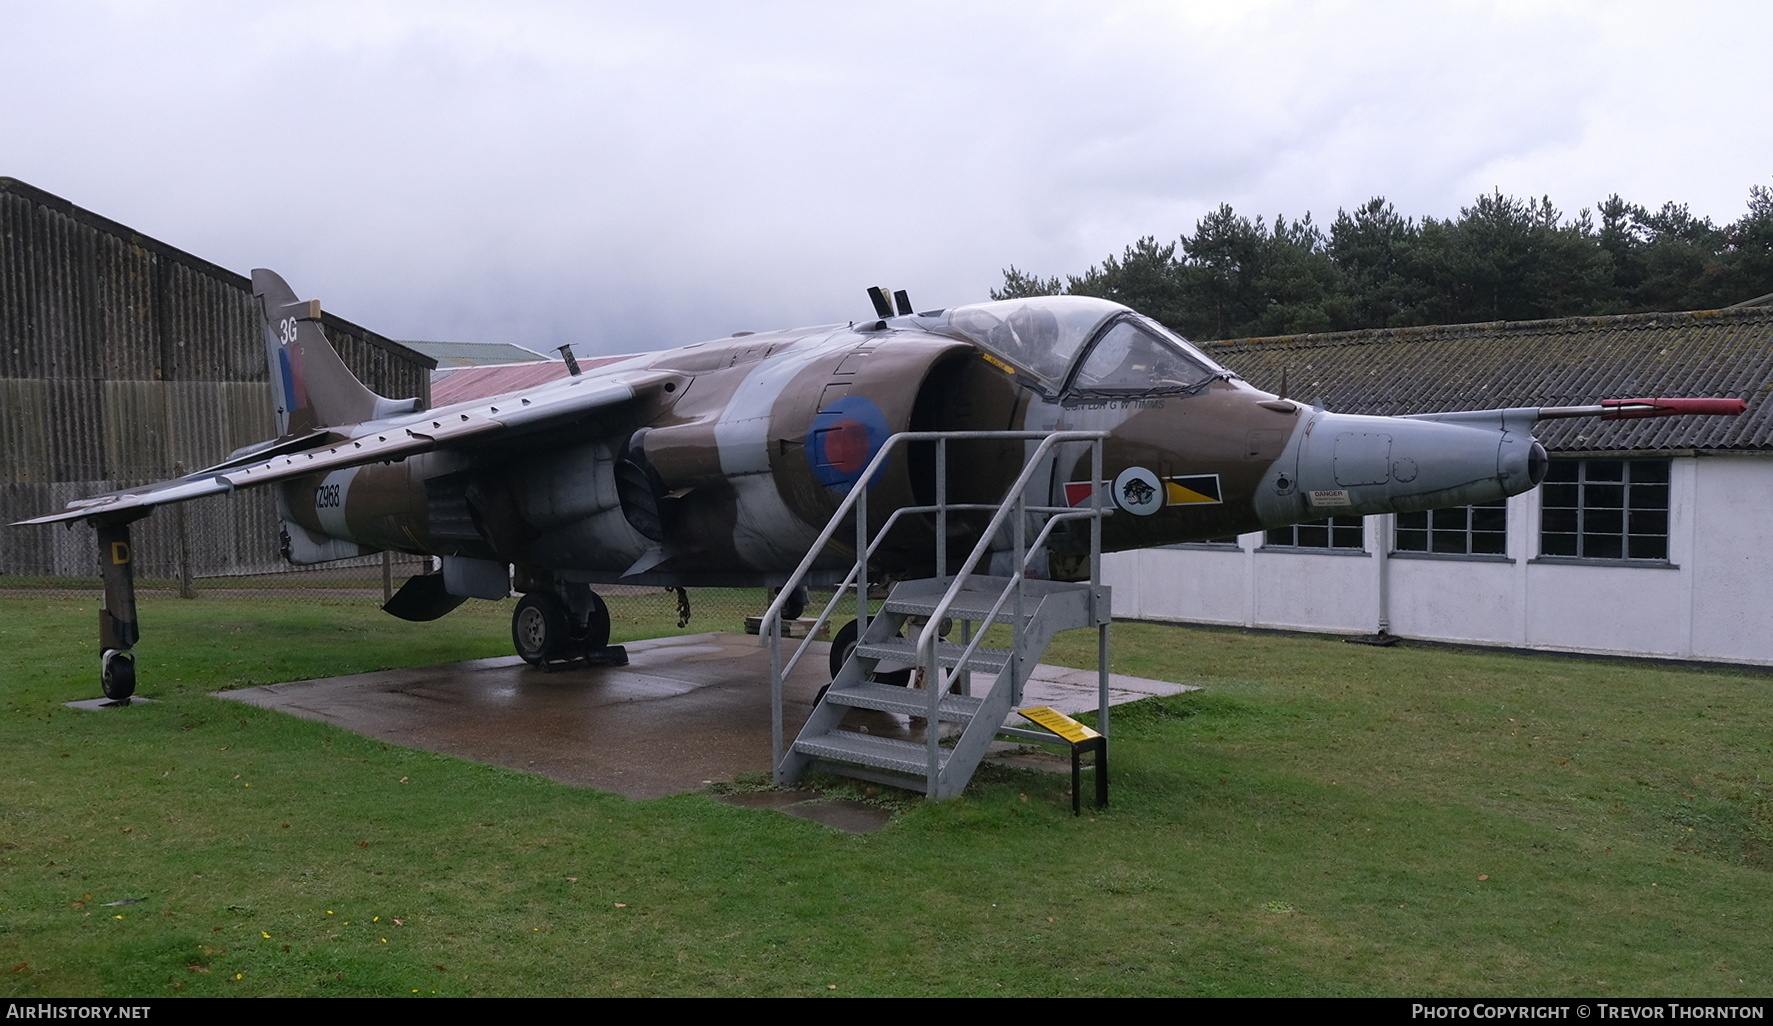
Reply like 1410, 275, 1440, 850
1375, 513, 1392, 636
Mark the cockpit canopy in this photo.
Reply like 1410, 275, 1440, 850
927, 296, 1231, 397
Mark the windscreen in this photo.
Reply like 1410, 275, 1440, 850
1069, 316, 1223, 395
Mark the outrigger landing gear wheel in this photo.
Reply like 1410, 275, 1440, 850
100, 649, 136, 703
512, 592, 571, 665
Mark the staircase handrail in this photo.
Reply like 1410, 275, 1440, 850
761, 429, 1100, 763
764, 500, 1083, 687
916, 506, 1105, 700
758, 430, 1072, 631
907, 432, 1108, 780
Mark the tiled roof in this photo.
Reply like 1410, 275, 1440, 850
1202, 307, 1773, 453
429, 356, 629, 406
402, 340, 552, 367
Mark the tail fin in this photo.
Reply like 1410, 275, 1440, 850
254, 269, 420, 437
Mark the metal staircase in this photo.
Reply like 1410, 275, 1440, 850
760, 430, 1112, 799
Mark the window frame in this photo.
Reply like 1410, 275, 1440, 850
1262, 515, 1367, 553
1391, 500, 1511, 562
1535, 458, 1673, 564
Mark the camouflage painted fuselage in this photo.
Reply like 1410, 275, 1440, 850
278, 295, 1546, 589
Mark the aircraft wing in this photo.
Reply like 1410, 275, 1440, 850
14, 368, 674, 527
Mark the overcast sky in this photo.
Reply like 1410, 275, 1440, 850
4, 1, 1769, 355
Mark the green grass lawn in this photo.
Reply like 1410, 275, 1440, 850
3, 591, 1771, 996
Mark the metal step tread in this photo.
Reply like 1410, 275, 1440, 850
884, 576, 1096, 622
804, 759, 930, 794
883, 594, 1032, 624
792, 729, 952, 776
825, 681, 985, 720
854, 636, 1013, 673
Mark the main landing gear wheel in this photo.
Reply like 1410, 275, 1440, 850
829, 618, 913, 689
575, 589, 612, 651
513, 592, 571, 665
513, 590, 614, 666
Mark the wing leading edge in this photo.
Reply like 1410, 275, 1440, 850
19, 266, 680, 527
15, 361, 674, 527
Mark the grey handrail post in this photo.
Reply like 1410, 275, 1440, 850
1093, 434, 1110, 741
1011, 454, 1026, 706
769, 614, 782, 769
935, 437, 948, 581
856, 481, 869, 641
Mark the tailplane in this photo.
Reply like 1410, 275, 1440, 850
254, 268, 420, 437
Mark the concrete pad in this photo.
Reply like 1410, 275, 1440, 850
66, 696, 157, 711
1020, 664, 1198, 714
217, 632, 1195, 801
715, 790, 823, 810
713, 791, 894, 833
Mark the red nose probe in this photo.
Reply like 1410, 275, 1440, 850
1534, 397, 1749, 420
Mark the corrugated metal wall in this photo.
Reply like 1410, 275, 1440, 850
0, 178, 434, 579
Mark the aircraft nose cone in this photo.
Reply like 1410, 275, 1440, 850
1264, 410, 1546, 526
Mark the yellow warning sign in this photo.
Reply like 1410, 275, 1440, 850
979, 352, 1016, 375
1018, 706, 1101, 744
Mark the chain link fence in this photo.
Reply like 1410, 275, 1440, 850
4, 522, 811, 643
5, 467, 882, 647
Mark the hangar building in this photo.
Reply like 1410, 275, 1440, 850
1104, 309, 1773, 665
0, 177, 434, 580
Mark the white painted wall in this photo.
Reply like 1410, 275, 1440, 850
1688, 456, 1773, 664
1105, 454, 1773, 665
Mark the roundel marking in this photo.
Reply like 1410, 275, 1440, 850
1113, 466, 1164, 516
822, 418, 871, 473
809, 396, 890, 493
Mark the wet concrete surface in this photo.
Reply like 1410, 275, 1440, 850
65, 696, 157, 711
712, 790, 895, 834
218, 632, 1195, 810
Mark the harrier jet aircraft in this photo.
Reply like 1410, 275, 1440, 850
17, 270, 1746, 700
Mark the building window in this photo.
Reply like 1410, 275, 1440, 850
1265, 516, 1364, 550
1395, 501, 1507, 555
1539, 459, 1669, 560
